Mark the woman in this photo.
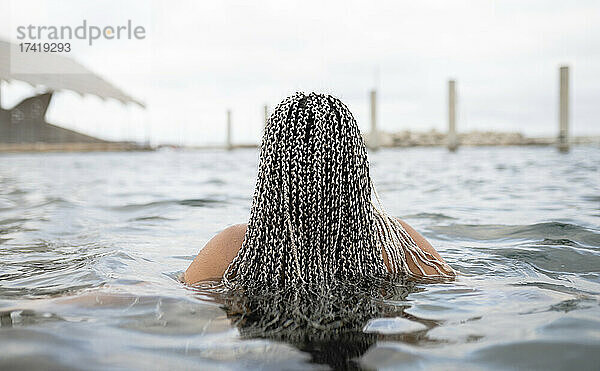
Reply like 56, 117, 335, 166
184, 92, 455, 288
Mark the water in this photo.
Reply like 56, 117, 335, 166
0, 146, 599, 370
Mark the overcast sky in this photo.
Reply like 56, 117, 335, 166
1, 0, 599, 145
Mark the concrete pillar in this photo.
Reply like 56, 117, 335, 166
226, 109, 232, 150
447, 80, 458, 151
558, 66, 570, 153
0, 79, 3, 109
369, 89, 379, 150
263, 104, 268, 131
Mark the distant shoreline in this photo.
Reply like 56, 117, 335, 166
370, 130, 600, 148
1, 131, 599, 153
173, 130, 600, 151
0, 142, 152, 153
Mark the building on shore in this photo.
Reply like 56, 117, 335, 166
0, 39, 148, 152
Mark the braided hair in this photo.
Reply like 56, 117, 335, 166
223, 92, 453, 293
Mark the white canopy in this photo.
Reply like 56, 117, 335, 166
0, 39, 144, 107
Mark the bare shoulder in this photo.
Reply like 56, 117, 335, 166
206, 223, 247, 248
183, 223, 247, 285
389, 218, 454, 278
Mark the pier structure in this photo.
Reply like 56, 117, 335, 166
447, 79, 458, 151
558, 66, 570, 153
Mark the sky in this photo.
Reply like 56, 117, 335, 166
0, 0, 599, 145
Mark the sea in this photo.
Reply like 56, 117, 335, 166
1, 145, 599, 370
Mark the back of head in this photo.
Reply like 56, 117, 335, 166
224, 92, 386, 291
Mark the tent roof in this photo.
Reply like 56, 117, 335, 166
0, 39, 144, 107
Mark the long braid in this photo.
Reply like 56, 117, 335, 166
371, 182, 455, 280
223, 92, 453, 293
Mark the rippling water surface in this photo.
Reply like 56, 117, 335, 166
1, 146, 599, 370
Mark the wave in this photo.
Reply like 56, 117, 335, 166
471, 341, 600, 369
430, 222, 600, 248
402, 212, 457, 221
486, 244, 600, 274
0, 309, 65, 328
0, 240, 114, 299
112, 198, 227, 211
128, 216, 173, 222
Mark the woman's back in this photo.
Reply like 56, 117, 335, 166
184, 217, 453, 285
185, 93, 455, 288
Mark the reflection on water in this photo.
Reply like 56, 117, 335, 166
0, 146, 599, 370
191, 278, 421, 370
